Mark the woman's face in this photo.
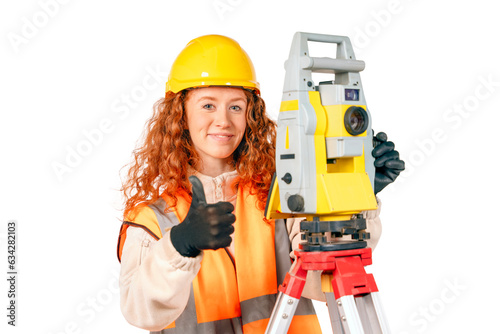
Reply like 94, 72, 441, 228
185, 87, 248, 173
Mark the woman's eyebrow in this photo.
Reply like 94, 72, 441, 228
195, 96, 246, 104
195, 95, 217, 102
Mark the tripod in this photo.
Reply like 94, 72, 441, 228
265, 216, 390, 334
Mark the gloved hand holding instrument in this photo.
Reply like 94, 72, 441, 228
372, 132, 405, 194
170, 176, 236, 257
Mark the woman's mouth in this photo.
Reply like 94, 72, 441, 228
209, 134, 233, 141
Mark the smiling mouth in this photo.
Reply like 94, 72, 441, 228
210, 134, 233, 139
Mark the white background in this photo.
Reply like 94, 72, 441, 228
1, 0, 499, 333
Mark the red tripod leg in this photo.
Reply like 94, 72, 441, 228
330, 248, 378, 299
279, 256, 309, 298
265, 257, 308, 333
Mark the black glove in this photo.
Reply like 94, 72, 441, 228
372, 132, 405, 194
170, 175, 236, 257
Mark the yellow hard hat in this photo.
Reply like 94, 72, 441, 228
165, 35, 260, 94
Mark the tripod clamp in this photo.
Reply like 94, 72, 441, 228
300, 215, 370, 251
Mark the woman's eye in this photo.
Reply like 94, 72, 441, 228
230, 105, 243, 112
203, 104, 214, 110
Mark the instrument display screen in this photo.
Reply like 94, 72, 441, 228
345, 89, 360, 101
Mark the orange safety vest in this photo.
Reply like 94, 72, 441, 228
117, 185, 321, 334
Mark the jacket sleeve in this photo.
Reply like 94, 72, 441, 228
119, 225, 202, 331
286, 198, 383, 301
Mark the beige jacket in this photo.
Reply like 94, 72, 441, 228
119, 170, 382, 331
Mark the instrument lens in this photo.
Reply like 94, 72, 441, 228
344, 106, 368, 135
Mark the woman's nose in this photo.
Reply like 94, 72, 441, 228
214, 110, 230, 128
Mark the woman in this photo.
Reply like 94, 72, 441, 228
117, 34, 402, 333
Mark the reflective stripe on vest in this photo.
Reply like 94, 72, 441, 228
151, 286, 244, 334
117, 187, 320, 333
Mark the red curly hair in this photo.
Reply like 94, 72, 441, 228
121, 88, 276, 217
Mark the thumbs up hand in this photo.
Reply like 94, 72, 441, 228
170, 176, 236, 257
